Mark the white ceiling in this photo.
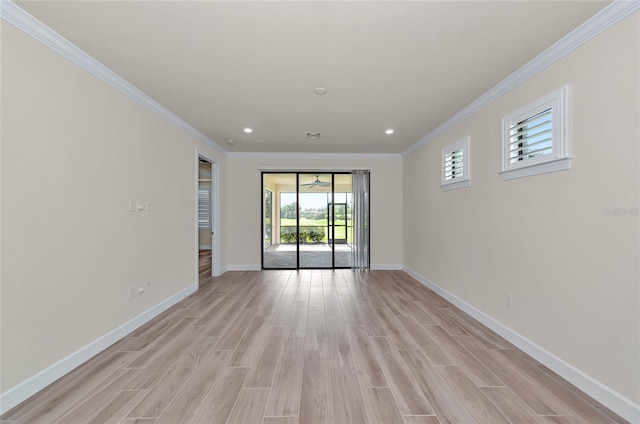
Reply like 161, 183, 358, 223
16, 1, 610, 154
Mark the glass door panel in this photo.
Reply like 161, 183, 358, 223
262, 173, 297, 269
333, 174, 353, 268
298, 173, 333, 268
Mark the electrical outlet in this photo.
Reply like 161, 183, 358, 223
129, 287, 137, 299
505, 293, 513, 307
145, 201, 152, 212
128, 200, 136, 212
145, 280, 151, 292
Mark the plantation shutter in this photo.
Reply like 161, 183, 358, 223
198, 187, 211, 228
508, 108, 553, 164
444, 147, 464, 181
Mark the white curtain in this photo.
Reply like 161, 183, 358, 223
351, 170, 370, 270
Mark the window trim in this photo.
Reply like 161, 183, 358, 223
441, 136, 471, 191
501, 86, 571, 181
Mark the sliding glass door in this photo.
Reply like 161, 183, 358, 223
262, 172, 362, 269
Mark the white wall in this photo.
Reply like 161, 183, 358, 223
403, 12, 639, 406
227, 156, 403, 269
0, 22, 226, 399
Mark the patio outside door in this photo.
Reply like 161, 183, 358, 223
262, 172, 354, 269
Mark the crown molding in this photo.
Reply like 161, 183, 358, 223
0, 0, 227, 156
227, 152, 402, 160
403, 0, 640, 157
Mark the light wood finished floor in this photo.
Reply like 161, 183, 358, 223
2, 270, 628, 424
199, 249, 212, 278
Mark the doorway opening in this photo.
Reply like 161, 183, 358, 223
198, 155, 218, 280
262, 172, 363, 269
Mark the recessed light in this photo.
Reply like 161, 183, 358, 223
314, 87, 327, 95
227, 139, 235, 145
243, 127, 253, 134
385, 129, 395, 135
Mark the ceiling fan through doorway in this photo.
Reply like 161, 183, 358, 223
300, 174, 331, 188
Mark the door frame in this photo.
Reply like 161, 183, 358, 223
196, 150, 221, 281
261, 171, 355, 270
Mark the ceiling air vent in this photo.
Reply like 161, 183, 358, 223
305, 132, 322, 140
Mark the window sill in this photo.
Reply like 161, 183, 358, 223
501, 157, 572, 181
441, 179, 471, 191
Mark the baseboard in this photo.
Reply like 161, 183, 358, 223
226, 265, 403, 271
226, 264, 261, 271
198, 245, 212, 250
214, 266, 227, 277
370, 263, 403, 270
0, 282, 198, 415
402, 265, 640, 424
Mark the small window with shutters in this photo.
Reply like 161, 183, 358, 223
501, 86, 571, 180
198, 187, 211, 228
441, 136, 470, 191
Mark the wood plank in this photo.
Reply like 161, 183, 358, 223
310, 287, 325, 308
370, 337, 433, 416
305, 307, 328, 351
396, 316, 453, 366
375, 307, 418, 350
338, 295, 362, 325
126, 318, 198, 369
329, 367, 368, 424
326, 314, 353, 366
51, 369, 141, 424
86, 390, 147, 424
294, 283, 310, 302
434, 366, 509, 424
264, 337, 305, 416
480, 386, 546, 424
535, 364, 627, 424
258, 292, 284, 317
422, 326, 502, 387
440, 308, 512, 349
190, 366, 248, 423
323, 288, 342, 316
228, 316, 270, 366
379, 290, 410, 316
355, 301, 387, 336
283, 276, 300, 296
399, 349, 475, 424
496, 349, 618, 424
13, 351, 136, 424
402, 416, 442, 424
288, 301, 309, 337
542, 417, 583, 424
244, 326, 289, 388
268, 295, 296, 326
345, 325, 388, 388
126, 336, 218, 418
205, 301, 245, 337
263, 417, 299, 424
119, 419, 157, 424
361, 387, 404, 424
155, 350, 232, 424
414, 303, 468, 336
124, 325, 206, 390
299, 350, 332, 423
225, 388, 270, 424
214, 307, 258, 350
